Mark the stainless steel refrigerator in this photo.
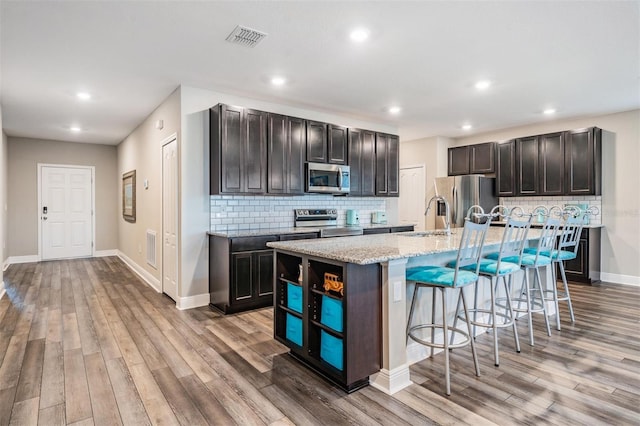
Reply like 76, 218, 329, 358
433, 175, 497, 229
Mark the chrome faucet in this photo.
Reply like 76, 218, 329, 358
425, 195, 451, 235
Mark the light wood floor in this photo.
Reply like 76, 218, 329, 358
0, 257, 639, 425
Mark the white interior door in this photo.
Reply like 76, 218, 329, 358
40, 165, 93, 260
399, 166, 426, 231
162, 138, 178, 301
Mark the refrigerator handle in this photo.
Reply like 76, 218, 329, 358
452, 185, 458, 226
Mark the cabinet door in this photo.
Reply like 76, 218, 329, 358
375, 133, 389, 196
306, 121, 327, 163
288, 117, 306, 194
497, 140, 516, 196
267, 113, 287, 194
348, 129, 363, 195
220, 105, 243, 193
448, 146, 470, 176
539, 132, 564, 195
255, 250, 274, 297
387, 135, 399, 196
328, 124, 348, 165
360, 130, 376, 196
562, 239, 588, 279
565, 127, 599, 195
244, 109, 267, 193
232, 253, 253, 302
470, 142, 496, 174
517, 136, 539, 195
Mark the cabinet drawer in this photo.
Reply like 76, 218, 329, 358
230, 235, 277, 252
279, 232, 319, 241
363, 227, 390, 235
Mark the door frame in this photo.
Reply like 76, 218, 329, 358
161, 133, 179, 301
37, 163, 96, 261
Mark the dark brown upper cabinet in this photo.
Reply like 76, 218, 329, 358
375, 133, 399, 197
538, 132, 565, 195
348, 128, 376, 196
496, 140, 516, 197
516, 136, 539, 196
306, 120, 328, 163
328, 124, 348, 164
495, 126, 602, 197
211, 104, 267, 195
448, 142, 495, 176
565, 127, 602, 195
268, 114, 306, 195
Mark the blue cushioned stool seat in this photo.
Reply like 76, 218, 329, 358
448, 258, 521, 275
523, 247, 576, 261
406, 265, 478, 287
485, 252, 551, 266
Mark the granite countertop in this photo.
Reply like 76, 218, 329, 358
490, 221, 603, 229
267, 227, 543, 265
207, 223, 414, 238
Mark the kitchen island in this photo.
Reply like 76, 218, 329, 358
267, 227, 543, 394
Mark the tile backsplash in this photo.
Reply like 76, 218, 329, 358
499, 196, 602, 225
210, 195, 387, 232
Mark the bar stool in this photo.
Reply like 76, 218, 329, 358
405, 218, 492, 395
503, 207, 559, 346
536, 208, 589, 330
455, 209, 531, 367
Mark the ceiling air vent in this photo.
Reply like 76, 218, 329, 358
225, 25, 268, 48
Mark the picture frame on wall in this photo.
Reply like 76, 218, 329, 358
122, 170, 136, 222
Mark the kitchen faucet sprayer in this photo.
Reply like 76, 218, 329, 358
425, 195, 451, 235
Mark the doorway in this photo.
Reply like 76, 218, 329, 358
38, 164, 94, 260
399, 165, 426, 231
162, 136, 178, 301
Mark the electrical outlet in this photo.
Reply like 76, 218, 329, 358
138, 244, 142, 254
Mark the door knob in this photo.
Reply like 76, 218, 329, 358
42, 216, 48, 221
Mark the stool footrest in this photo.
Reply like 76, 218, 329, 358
408, 324, 472, 350
458, 309, 515, 328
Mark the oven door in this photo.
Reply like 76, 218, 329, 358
306, 163, 350, 194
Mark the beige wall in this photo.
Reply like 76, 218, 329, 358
6, 137, 118, 257
398, 136, 450, 229
116, 87, 181, 285
1, 103, 6, 289
403, 109, 639, 283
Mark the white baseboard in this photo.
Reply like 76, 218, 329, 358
117, 250, 161, 293
94, 249, 118, 257
369, 366, 413, 395
6, 255, 39, 264
2, 259, 8, 271
600, 272, 640, 287
177, 293, 210, 310
0, 281, 5, 300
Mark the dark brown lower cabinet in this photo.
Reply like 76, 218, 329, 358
209, 235, 277, 314
274, 251, 381, 392
560, 227, 601, 284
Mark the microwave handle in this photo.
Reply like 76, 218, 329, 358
338, 169, 343, 190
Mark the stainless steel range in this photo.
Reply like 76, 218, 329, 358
294, 209, 363, 238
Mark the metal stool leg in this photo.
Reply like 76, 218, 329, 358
406, 284, 420, 340
523, 270, 535, 346
502, 275, 521, 354
559, 262, 576, 323
461, 290, 480, 377
534, 267, 551, 337
551, 262, 561, 330
489, 277, 500, 366
441, 288, 451, 395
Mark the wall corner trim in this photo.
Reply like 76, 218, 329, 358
0, 282, 5, 301
116, 250, 162, 293
6, 255, 40, 265
176, 293, 210, 310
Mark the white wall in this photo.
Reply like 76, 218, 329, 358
179, 85, 399, 302
405, 109, 640, 285
0, 107, 6, 294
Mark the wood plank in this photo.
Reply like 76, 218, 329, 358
178, 375, 236, 425
0, 387, 17, 426
39, 341, 64, 409
38, 403, 65, 426
84, 352, 123, 426
8, 396, 39, 426
62, 312, 82, 351
63, 348, 92, 424
14, 338, 45, 402
150, 368, 208, 426
104, 357, 151, 426
128, 363, 180, 426
0, 335, 29, 390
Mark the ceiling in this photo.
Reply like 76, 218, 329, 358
1, 1, 638, 145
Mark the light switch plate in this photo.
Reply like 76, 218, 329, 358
393, 281, 403, 302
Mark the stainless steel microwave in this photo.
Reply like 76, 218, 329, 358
306, 162, 350, 194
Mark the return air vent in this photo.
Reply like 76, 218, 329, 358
225, 25, 268, 48
146, 229, 157, 269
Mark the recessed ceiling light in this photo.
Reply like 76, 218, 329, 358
70, 126, 82, 132
388, 106, 401, 114
350, 28, 369, 43
76, 92, 91, 100
462, 124, 472, 131
543, 108, 556, 115
271, 76, 286, 86
474, 80, 491, 90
